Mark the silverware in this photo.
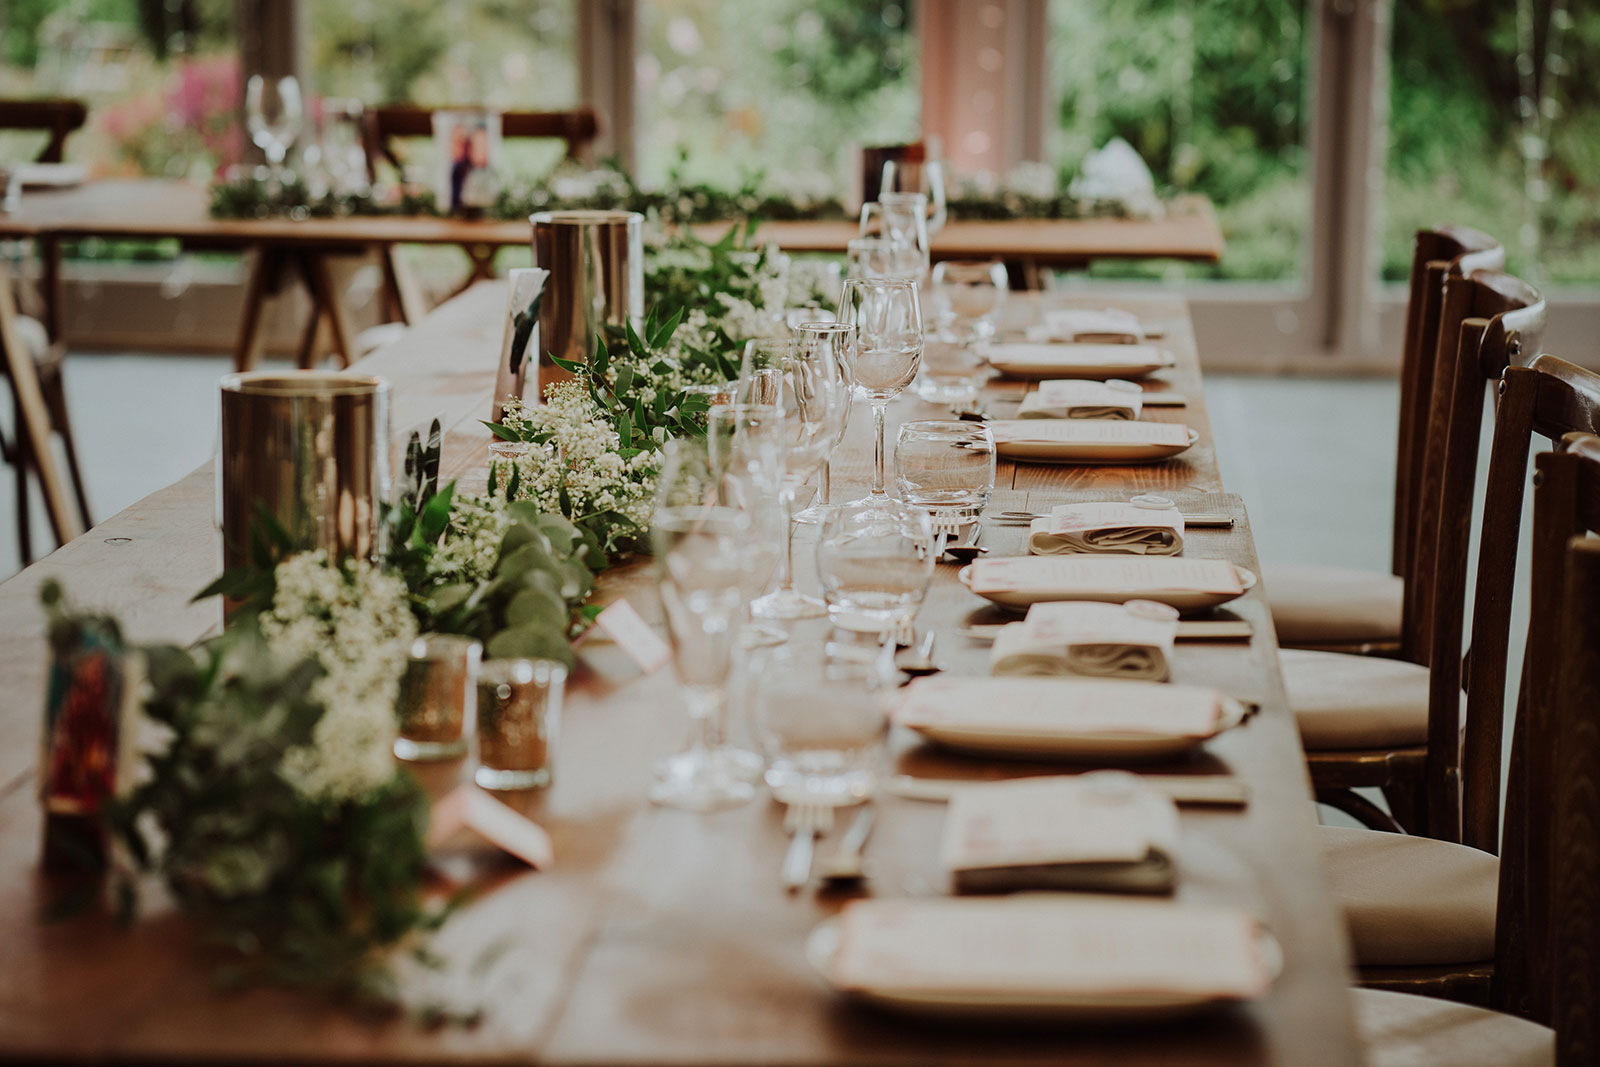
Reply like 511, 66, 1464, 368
817, 806, 877, 886
781, 802, 834, 892
989, 510, 1234, 528
884, 774, 1250, 808
896, 629, 941, 677
887, 614, 917, 648
941, 525, 987, 563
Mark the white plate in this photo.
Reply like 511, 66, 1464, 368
993, 426, 1198, 464
901, 695, 1248, 762
987, 343, 1175, 380
17, 163, 86, 188
958, 563, 1256, 614
806, 915, 1282, 1022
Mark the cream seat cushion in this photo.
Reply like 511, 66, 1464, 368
1320, 825, 1497, 967
1355, 988, 1551, 1067
1263, 562, 1403, 647
1281, 649, 1441, 750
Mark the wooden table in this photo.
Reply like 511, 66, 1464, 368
0, 286, 1359, 1065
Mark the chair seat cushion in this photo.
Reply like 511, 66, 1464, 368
1354, 988, 1551, 1067
1262, 562, 1403, 647
1321, 826, 1497, 967
1282, 649, 1443, 750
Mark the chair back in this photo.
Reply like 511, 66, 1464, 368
364, 106, 601, 179
1491, 433, 1600, 1039
0, 98, 88, 163
861, 141, 924, 206
1393, 226, 1504, 580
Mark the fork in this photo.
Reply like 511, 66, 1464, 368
928, 516, 963, 561
782, 802, 835, 892
886, 613, 917, 648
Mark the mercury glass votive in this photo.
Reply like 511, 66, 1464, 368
475, 658, 567, 790
394, 634, 482, 762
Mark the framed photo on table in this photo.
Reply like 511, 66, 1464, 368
432, 109, 501, 215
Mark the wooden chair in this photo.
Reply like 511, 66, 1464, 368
364, 105, 601, 180
1296, 270, 1540, 837
861, 141, 924, 207
1266, 225, 1504, 655
0, 98, 88, 162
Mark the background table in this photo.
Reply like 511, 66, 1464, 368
0, 286, 1358, 1065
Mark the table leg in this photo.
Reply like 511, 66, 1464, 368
0, 262, 83, 545
40, 236, 63, 341
381, 244, 428, 326
300, 252, 356, 369
233, 247, 276, 373
296, 303, 327, 370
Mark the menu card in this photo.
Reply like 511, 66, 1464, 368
988, 342, 1170, 369
829, 897, 1272, 999
894, 676, 1225, 738
965, 556, 1243, 596
1018, 379, 1144, 420
941, 775, 1179, 871
988, 419, 1191, 447
1030, 307, 1145, 343
1028, 502, 1185, 556
990, 600, 1179, 680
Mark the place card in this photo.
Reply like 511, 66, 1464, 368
592, 598, 672, 674
990, 600, 1179, 680
941, 775, 1180, 893
427, 785, 555, 869
894, 676, 1225, 737
1017, 379, 1144, 420
987, 419, 1191, 447
1032, 307, 1145, 343
829, 897, 1272, 999
1028, 501, 1185, 556
964, 556, 1244, 597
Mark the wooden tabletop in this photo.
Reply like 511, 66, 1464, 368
0, 286, 1357, 1065
0, 179, 1224, 263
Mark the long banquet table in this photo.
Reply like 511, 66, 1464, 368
0, 283, 1360, 1065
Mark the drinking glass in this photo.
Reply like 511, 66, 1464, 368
816, 500, 935, 634
707, 403, 787, 646
882, 158, 948, 236
836, 277, 924, 510
395, 634, 482, 761
318, 97, 369, 195
873, 192, 931, 280
791, 321, 857, 526
475, 658, 565, 790
741, 338, 849, 620
651, 440, 769, 810
894, 420, 996, 522
847, 236, 922, 282
912, 336, 989, 410
245, 75, 303, 182
749, 641, 896, 805
930, 259, 1009, 342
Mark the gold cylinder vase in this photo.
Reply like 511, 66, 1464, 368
530, 209, 643, 397
218, 372, 390, 581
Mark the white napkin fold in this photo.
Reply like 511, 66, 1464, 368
989, 600, 1179, 680
1017, 379, 1144, 420
1027, 307, 1145, 344
1027, 502, 1185, 556
829, 896, 1272, 999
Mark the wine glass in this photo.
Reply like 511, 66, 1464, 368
741, 338, 849, 620
873, 192, 931, 280
707, 403, 788, 646
792, 321, 856, 525
930, 259, 1009, 342
650, 439, 771, 811
883, 158, 948, 236
847, 236, 921, 282
246, 75, 304, 184
816, 500, 935, 634
836, 277, 924, 510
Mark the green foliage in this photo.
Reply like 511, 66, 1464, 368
549, 316, 713, 456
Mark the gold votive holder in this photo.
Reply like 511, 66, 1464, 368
394, 634, 482, 762
475, 658, 566, 790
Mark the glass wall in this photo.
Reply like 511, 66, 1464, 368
634, 0, 919, 188
1047, 0, 1311, 282
1382, 0, 1598, 285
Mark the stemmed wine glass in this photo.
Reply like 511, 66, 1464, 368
246, 75, 304, 185
882, 158, 948, 236
791, 321, 856, 525
650, 439, 777, 811
707, 402, 788, 647
865, 192, 931, 281
836, 277, 924, 510
740, 337, 849, 620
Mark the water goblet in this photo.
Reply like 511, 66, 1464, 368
245, 75, 303, 185
894, 420, 996, 523
882, 158, 948, 236
930, 259, 1009, 342
836, 277, 924, 510
816, 500, 935, 636
791, 321, 857, 525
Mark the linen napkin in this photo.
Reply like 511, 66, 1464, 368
894, 676, 1226, 739
964, 556, 1244, 598
1027, 501, 1185, 556
828, 897, 1272, 1000
941, 774, 1180, 893
1027, 307, 1145, 344
1017, 379, 1144, 420
989, 600, 1179, 680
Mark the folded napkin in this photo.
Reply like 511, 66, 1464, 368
1027, 307, 1145, 344
894, 676, 1226, 738
989, 600, 1179, 680
964, 556, 1244, 598
942, 773, 1180, 894
829, 896, 1272, 1000
1017, 379, 1144, 420
1027, 501, 1185, 556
